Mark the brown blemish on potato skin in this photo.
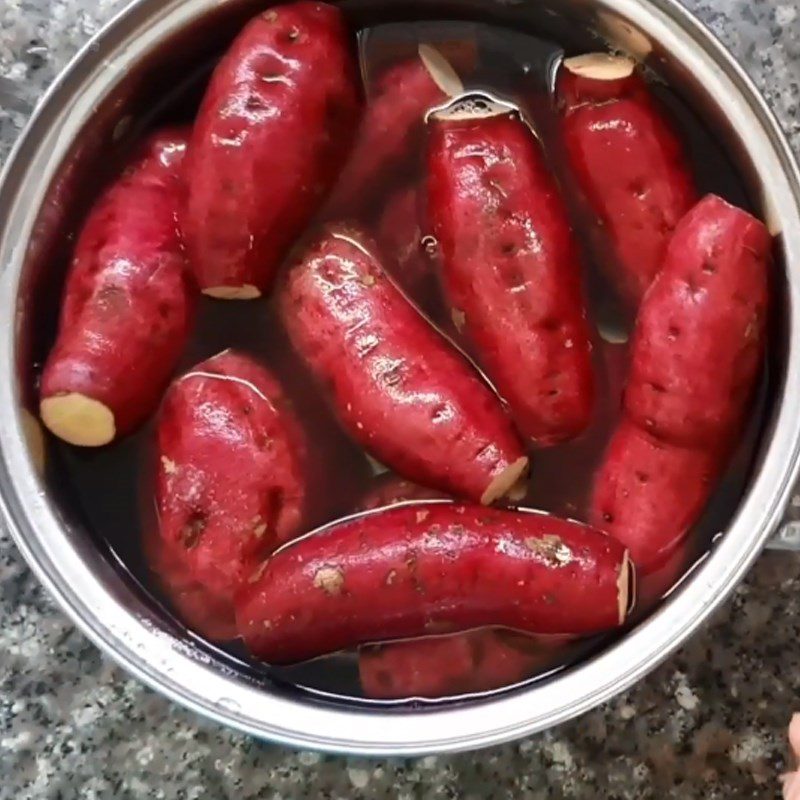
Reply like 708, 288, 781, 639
524, 534, 573, 567
314, 566, 345, 595
181, 512, 207, 550
451, 308, 466, 331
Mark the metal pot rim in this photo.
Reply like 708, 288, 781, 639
1, 0, 799, 755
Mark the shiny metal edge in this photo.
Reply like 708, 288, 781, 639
0, 0, 799, 754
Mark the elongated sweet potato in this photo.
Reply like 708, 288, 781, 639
428, 97, 595, 445
236, 503, 631, 663
182, 2, 360, 299
40, 128, 194, 447
591, 195, 770, 596
156, 350, 309, 598
359, 629, 564, 699
624, 194, 771, 448
324, 45, 462, 216
556, 53, 697, 305
279, 224, 528, 504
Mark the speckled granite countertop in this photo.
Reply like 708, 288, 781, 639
1, 1, 799, 797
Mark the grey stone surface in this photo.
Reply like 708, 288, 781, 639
1, 0, 799, 797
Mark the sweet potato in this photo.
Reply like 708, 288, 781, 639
624, 194, 771, 448
324, 45, 462, 217
427, 97, 595, 445
145, 531, 238, 642
156, 350, 309, 598
359, 629, 564, 699
279, 224, 528, 504
556, 53, 697, 305
182, 2, 360, 299
591, 195, 770, 594
356, 473, 448, 512
40, 128, 194, 447
235, 503, 631, 664
590, 420, 721, 575
375, 183, 433, 301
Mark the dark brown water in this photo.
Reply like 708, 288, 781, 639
41, 12, 768, 707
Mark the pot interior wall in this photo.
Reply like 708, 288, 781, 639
15, 0, 786, 711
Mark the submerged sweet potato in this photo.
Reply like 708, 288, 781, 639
236, 503, 631, 664
182, 2, 360, 298
591, 194, 770, 593
324, 46, 462, 216
428, 97, 595, 445
156, 350, 309, 598
375, 183, 434, 302
40, 128, 194, 447
556, 53, 697, 305
280, 224, 528, 504
359, 629, 565, 699
356, 473, 449, 512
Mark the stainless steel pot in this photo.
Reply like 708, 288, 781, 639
1, 0, 799, 756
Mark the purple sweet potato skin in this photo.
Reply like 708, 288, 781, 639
557, 65, 697, 306
182, 2, 360, 295
591, 194, 771, 597
624, 195, 771, 448
41, 128, 194, 441
427, 111, 594, 446
279, 224, 526, 504
236, 503, 628, 664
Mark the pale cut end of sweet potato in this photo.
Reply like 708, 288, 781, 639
429, 93, 517, 123
563, 52, 636, 81
418, 44, 464, 98
40, 393, 115, 447
760, 189, 782, 236
20, 408, 46, 474
617, 551, 634, 624
481, 456, 530, 505
505, 477, 528, 504
203, 284, 262, 300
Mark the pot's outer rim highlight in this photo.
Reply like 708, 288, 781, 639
0, 0, 799, 755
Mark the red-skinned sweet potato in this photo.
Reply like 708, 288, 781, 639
356, 473, 448, 512
279, 224, 528, 504
182, 2, 360, 299
145, 531, 238, 642
235, 503, 631, 664
324, 46, 462, 217
359, 629, 565, 699
40, 128, 194, 447
591, 194, 770, 593
156, 350, 309, 598
375, 183, 433, 302
624, 194, 771, 448
556, 53, 697, 306
427, 98, 595, 445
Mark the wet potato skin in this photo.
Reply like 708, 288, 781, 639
236, 503, 629, 664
